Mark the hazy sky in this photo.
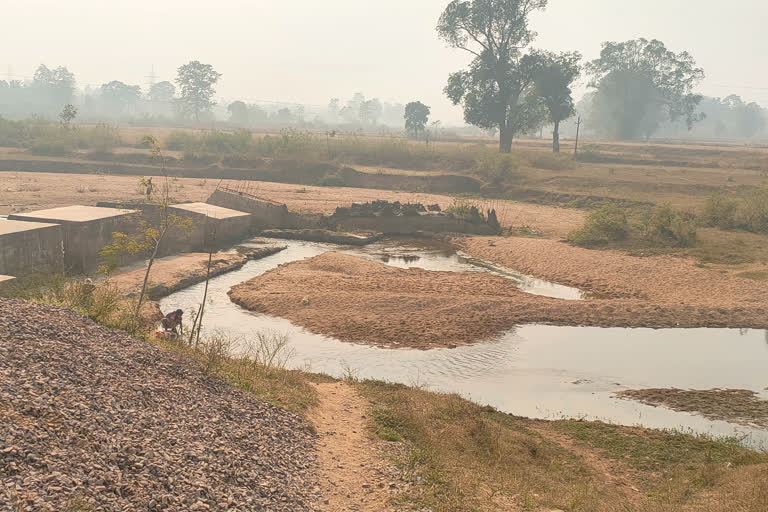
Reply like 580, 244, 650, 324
2, 0, 767, 124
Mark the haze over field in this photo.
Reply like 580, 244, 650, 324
1, 0, 767, 124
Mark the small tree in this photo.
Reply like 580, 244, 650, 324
404, 101, 430, 139
228, 100, 249, 125
175, 60, 222, 122
533, 51, 581, 153
99, 136, 192, 327
59, 104, 77, 127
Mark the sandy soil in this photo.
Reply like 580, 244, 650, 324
309, 382, 404, 511
110, 251, 248, 299
617, 388, 768, 429
460, 236, 768, 308
0, 171, 583, 237
228, 252, 768, 349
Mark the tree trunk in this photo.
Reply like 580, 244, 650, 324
553, 120, 560, 153
499, 124, 513, 153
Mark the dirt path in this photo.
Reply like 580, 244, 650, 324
309, 382, 401, 511
526, 422, 644, 509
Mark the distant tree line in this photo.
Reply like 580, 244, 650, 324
1, 1, 766, 149
0, 60, 222, 124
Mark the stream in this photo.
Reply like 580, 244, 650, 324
160, 239, 768, 446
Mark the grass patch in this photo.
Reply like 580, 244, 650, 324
359, 380, 768, 512
359, 380, 634, 512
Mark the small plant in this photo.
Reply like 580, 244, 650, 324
642, 204, 697, 247
700, 193, 739, 230
567, 203, 629, 246
76, 185, 86, 193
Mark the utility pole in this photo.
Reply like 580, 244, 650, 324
574, 116, 582, 158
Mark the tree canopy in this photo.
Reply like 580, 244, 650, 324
100, 81, 141, 116
586, 39, 705, 139
404, 101, 431, 138
175, 61, 222, 122
533, 50, 581, 152
438, 0, 548, 152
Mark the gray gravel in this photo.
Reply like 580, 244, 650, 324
0, 298, 319, 511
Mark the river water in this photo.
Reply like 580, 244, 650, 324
160, 239, 768, 446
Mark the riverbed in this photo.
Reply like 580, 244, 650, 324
160, 239, 768, 446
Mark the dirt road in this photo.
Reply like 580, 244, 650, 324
309, 382, 403, 511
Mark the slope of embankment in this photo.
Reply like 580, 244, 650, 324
0, 298, 318, 511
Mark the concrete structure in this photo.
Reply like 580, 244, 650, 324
169, 202, 252, 250
0, 275, 16, 292
0, 219, 64, 276
206, 189, 321, 230
9, 206, 138, 274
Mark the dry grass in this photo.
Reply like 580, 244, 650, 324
152, 331, 318, 414
359, 380, 768, 512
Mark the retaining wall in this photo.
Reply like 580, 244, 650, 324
8, 206, 139, 274
0, 220, 65, 276
206, 189, 322, 229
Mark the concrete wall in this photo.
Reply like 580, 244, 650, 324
169, 203, 253, 251
0, 221, 65, 276
9, 207, 140, 274
206, 189, 323, 230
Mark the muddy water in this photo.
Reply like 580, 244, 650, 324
161, 240, 768, 445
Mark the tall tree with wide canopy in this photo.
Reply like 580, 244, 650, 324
586, 39, 705, 140
404, 101, 431, 138
438, 0, 548, 153
533, 50, 581, 153
175, 61, 222, 122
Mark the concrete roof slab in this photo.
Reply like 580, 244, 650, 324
8, 205, 137, 223
170, 202, 250, 219
0, 219, 61, 235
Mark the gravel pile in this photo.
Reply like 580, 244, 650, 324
0, 298, 319, 511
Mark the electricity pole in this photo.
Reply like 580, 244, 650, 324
574, 116, 582, 158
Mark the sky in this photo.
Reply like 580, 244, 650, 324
1, 0, 767, 124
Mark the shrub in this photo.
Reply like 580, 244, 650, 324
567, 203, 629, 246
165, 130, 199, 151
28, 139, 75, 156
700, 193, 739, 229
317, 170, 346, 187
738, 188, 768, 233
643, 205, 697, 247
476, 153, 519, 186
528, 153, 573, 171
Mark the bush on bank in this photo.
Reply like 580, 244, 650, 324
568, 202, 697, 248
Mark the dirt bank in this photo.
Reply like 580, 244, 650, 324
111, 251, 248, 299
0, 298, 318, 511
459, 236, 768, 307
228, 252, 768, 349
110, 246, 284, 300
617, 388, 768, 430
